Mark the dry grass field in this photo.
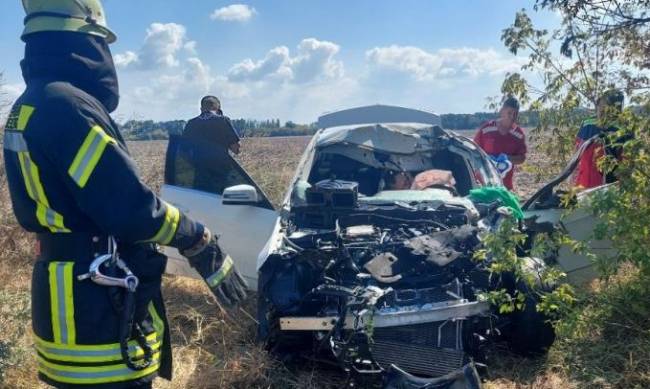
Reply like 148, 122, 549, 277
1, 136, 648, 388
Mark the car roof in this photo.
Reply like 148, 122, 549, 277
314, 105, 452, 154
317, 104, 441, 128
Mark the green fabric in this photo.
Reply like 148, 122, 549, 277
468, 186, 524, 220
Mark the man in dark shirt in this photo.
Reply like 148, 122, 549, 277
183, 95, 241, 154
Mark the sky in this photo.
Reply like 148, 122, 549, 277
0, 1, 560, 123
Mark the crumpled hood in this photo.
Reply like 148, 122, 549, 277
21, 31, 120, 113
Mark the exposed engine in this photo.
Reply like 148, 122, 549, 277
258, 180, 500, 386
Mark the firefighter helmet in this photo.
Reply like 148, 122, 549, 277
22, 0, 116, 43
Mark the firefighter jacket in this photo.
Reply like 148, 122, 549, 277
3, 32, 203, 388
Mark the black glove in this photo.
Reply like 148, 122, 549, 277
181, 229, 248, 307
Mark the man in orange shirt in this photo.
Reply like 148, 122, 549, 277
473, 97, 527, 190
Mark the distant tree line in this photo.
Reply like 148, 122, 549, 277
120, 120, 186, 140
230, 118, 318, 137
119, 117, 320, 140
118, 111, 547, 140
441, 111, 540, 129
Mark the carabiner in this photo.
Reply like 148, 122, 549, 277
77, 253, 139, 291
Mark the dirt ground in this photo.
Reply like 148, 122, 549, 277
0, 135, 585, 389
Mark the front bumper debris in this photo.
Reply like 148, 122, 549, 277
383, 363, 482, 389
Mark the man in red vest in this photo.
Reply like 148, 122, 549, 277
473, 97, 527, 190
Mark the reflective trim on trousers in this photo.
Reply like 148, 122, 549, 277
148, 302, 165, 335
35, 333, 161, 363
48, 262, 76, 345
37, 354, 160, 385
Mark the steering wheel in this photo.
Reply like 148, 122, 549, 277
422, 183, 458, 196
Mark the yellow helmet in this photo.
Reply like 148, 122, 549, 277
22, 0, 117, 43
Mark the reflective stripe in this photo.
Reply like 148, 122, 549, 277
18, 153, 37, 198
36, 336, 161, 363
34, 304, 163, 364
35, 288, 165, 383
148, 302, 165, 336
3, 131, 28, 152
147, 203, 180, 245
62, 263, 76, 344
34, 332, 159, 352
17, 105, 35, 131
38, 355, 160, 384
68, 125, 116, 188
48, 263, 62, 344
48, 262, 75, 344
206, 256, 234, 287
17, 152, 70, 233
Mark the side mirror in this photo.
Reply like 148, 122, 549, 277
223, 184, 259, 205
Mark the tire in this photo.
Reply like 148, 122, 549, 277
506, 281, 556, 355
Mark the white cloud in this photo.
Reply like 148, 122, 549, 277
210, 4, 257, 22
227, 38, 343, 84
114, 51, 138, 68
115, 23, 190, 70
116, 48, 356, 122
112, 25, 523, 122
118, 56, 252, 121
140, 23, 188, 68
184, 41, 198, 55
366, 45, 525, 81
130, 58, 213, 105
292, 38, 343, 83
228, 46, 292, 82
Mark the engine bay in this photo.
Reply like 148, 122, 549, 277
258, 179, 509, 387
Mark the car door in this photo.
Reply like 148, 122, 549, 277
523, 185, 616, 284
521, 138, 617, 284
160, 135, 278, 290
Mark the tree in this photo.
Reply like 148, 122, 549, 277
0, 72, 9, 121
500, 1, 650, 276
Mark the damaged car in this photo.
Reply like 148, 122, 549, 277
160, 105, 614, 388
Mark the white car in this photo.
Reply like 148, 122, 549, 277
160, 104, 613, 387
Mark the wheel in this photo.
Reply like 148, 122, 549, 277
505, 281, 556, 355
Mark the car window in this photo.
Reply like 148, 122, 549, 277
164, 135, 273, 209
466, 150, 500, 188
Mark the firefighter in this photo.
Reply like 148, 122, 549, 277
3, 1, 248, 388
574, 89, 629, 189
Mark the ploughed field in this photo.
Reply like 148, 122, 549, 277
0, 136, 631, 388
